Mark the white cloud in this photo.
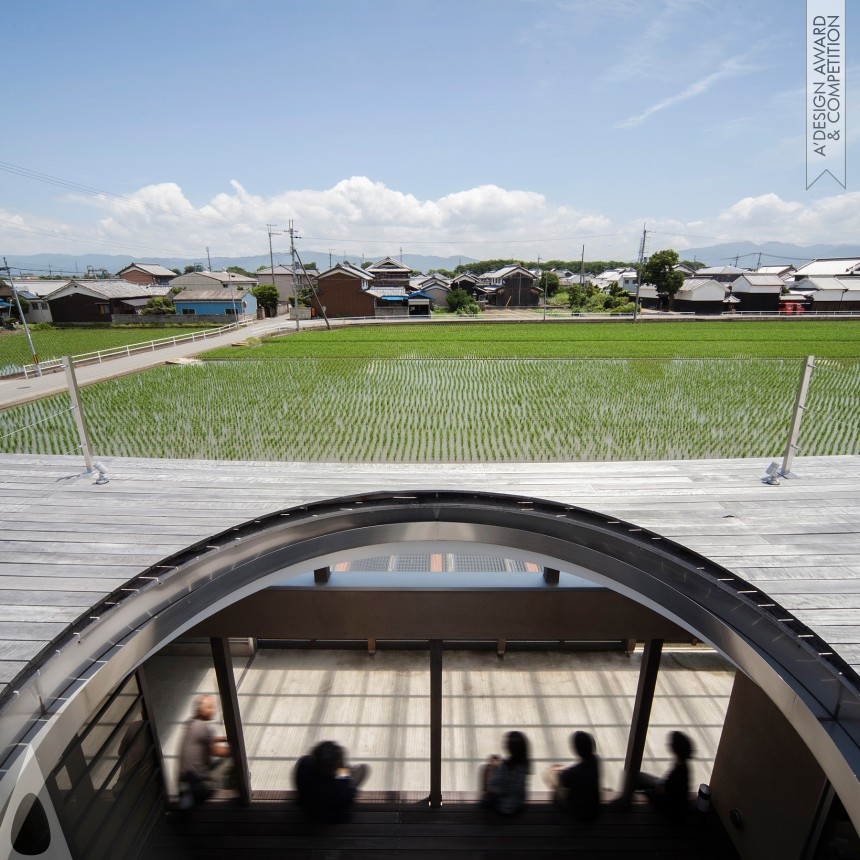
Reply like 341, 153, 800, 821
2, 180, 859, 263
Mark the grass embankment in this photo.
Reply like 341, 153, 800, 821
0, 324, 220, 370
202, 320, 860, 360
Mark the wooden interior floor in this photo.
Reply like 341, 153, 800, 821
143, 792, 740, 859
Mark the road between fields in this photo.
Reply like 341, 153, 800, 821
0, 318, 322, 409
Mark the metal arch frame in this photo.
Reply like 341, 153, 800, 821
0, 489, 859, 833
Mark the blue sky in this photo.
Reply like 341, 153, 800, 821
1, 0, 856, 262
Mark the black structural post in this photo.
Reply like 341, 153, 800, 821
210, 637, 252, 805
621, 638, 663, 800
429, 639, 443, 807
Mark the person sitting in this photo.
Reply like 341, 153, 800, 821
481, 731, 531, 816
632, 731, 694, 821
177, 695, 231, 808
294, 740, 369, 823
544, 730, 601, 821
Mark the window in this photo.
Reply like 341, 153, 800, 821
181, 308, 196, 315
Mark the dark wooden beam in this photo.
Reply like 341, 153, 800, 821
543, 567, 560, 585
313, 566, 330, 584
429, 639, 443, 807
621, 638, 663, 799
210, 637, 252, 806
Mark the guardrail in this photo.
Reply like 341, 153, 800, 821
15, 319, 252, 379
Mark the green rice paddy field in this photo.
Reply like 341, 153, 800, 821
1, 321, 858, 462
0, 323, 217, 374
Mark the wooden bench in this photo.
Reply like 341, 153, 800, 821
145, 790, 739, 859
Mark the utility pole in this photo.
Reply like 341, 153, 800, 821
288, 220, 301, 331
633, 224, 647, 322
757, 252, 762, 270
580, 244, 585, 290
4, 257, 41, 376
206, 247, 212, 271
267, 224, 280, 317
328, 249, 333, 270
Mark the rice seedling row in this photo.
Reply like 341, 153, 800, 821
2, 358, 857, 463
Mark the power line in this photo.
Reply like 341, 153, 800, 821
300, 231, 637, 245
0, 160, 230, 226
0, 217, 198, 255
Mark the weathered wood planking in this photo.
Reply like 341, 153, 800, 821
0, 453, 857, 699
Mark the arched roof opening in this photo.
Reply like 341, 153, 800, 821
1, 489, 858, 833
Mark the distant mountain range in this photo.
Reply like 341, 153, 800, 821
5, 242, 860, 277
2, 252, 476, 277
677, 241, 860, 267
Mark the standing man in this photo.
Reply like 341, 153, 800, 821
178, 694, 230, 807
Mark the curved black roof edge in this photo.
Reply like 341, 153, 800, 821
1, 488, 855, 721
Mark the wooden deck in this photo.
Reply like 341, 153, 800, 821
0, 453, 857, 693
144, 794, 740, 859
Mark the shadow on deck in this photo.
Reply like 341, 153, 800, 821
144, 791, 740, 859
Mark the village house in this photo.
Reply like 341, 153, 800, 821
172, 289, 257, 319
478, 264, 540, 306
755, 264, 797, 282
254, 265, 316, 307
804, 277, 860, 312
168, 270, 258, 292
792, 258, 860, 282
366, 256, 412, 291
729, 273, 785, 313
694, 265, 749, 283
450, 272, 487, 302
311, 262, 376, 317
116, 263, 177, 287
672, 277, 727, 314
41, 279, 169, 323
0, 278, 70, 323
409, 273, 450, 308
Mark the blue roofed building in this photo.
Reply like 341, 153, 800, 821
172, 289, 257, 320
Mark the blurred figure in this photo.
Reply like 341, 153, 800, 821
294, 740, 369, 823
481, 730, 531, 816
544, 731, 601, 821
632, 731, 694, 821
177, 695, 230, 807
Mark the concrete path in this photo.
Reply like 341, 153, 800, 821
0, 318, 318, 409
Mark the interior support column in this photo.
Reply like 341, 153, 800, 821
429, 639, 443, 807
210, 637, 252, 806
621, 638, 663, 800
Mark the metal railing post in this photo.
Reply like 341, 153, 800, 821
63, 356, 94, 475
781, 355, 815, 477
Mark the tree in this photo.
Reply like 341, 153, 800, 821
141, 297, 175, 315
227, 265, 255, 278
170, 268, 181, 276
184, 264, 204, 274
10, 294, 30, 321
251, 283, 279, 314
539, 272, 560, 297
643, 249, 685, 310
446, 288, 479, 315
680, 260, 706, 271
